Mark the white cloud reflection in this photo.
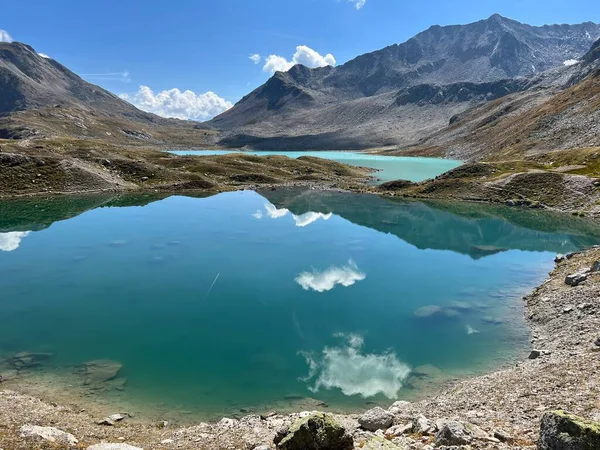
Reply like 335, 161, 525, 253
300, 333, 410, 399
255, 202, 332, 227
295, 260, 365, 292
0, 231, 31, 252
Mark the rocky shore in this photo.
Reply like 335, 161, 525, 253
1, 247, 599, 449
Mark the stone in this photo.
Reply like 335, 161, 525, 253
538, 410, 600, 450
385, 423, 412, 438
359, 407, 394, 432
529, 349, 542, 359
591, 261, 600, 273
20, 424, 78, 446
413, 414, 434, 434
494, 429, 513, 443
362, 436, 402, 449
10, 352, 53, 369
595, 337, 600, 347
253, 446, 270, 450
435, 421, 471, 446
555, 254, 566, 263
388, 400, 412, 416
76, 360, 122, 383
87, 445, 144, 450
274, 412, 353, 450
565, 273, 587, 286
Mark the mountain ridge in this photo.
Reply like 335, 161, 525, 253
210, 14, 600, 150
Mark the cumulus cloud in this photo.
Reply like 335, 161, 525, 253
0, 231, 31, 252
348, 0, 367, 9
249, 53, 261, 64
119, 86, 233, 121
263, 45, 336, 74
0, 29, 12, 42
252, 209, 263, 219
563, 59, 579, 66
295, 260, 366, 292
38, 53, 51, 59
466, 325, 479, 335
262, 203, 333, 227
300, 333, 411, 399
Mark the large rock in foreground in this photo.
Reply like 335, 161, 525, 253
538, 410, 600, 450
20, 424, 78, 446
275, 412, 353, 450
358, 407, 394, 431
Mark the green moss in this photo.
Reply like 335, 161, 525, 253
277, 412, 353, 450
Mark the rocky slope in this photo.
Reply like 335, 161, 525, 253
210, 15, 600, 150
0, 42, 215, 146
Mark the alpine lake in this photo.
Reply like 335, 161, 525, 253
2, 153, 600, 422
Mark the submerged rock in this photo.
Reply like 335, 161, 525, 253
10, 352, 53, 369
538, 410, 600, 450
359, 407, 394, 431
274, 412, 353, 450
76, 359, 122, 384
20, 424, 78, 446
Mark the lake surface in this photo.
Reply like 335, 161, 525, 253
1, 190, 600, 421
169, 150, 462, 183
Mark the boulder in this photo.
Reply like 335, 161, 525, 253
529, 349, 542, 359
87, 445, 143, 450
274, 412, 353, 450
591, 261, 600, 273
538, 410, 600, 450
388, 400, 412, 416
76, 360, 122, 383
413, 414, 434, 434
20, 424, 78, 446
359, 407, 394, 432
10, 352, 53, 369
435, 421, 471, 446
362, 436, 402, 449
565, 273, 588, 286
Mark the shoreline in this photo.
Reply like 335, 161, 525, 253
1, 245, 599, 448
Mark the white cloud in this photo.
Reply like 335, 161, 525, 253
348, 0, 367, 9
300, 333, 411, 399
120, 85, 233, 121
0, 29, 12, 43
249, 53, 261, 64
295, 260, 366, 292
0, 231, 31, 252
263, 45, 336, 74
82, 71, 131, 82
563, 59, 579, 67
38, 53, 51, 59
466, 325, 479, 335
252, 209, 263, 219
263, 203, 333, 227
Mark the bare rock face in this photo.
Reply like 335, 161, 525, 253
538, 410, 600, 450
20, 424, 78, 446
358, 407, 394, 431
274, 412, 353, 450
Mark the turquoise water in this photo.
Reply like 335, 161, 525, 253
1, 190, 600, 420
169, 150, 462, 183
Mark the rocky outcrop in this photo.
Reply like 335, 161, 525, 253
358, 407, 394, 431
20, 424, 78, 446
434, 420, 472, 446
538, 411, 600, 450
274, 412, 353, 450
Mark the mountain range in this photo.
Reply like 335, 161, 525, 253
209, 14, 600, 151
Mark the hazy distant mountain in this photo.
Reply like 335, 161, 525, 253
210, 15, 600, 150
0, 42, 212, 144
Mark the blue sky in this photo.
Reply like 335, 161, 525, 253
1, 0, 598, 120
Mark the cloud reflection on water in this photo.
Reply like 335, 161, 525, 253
300, 333, 411, 399
254, 203, 333, 227
0, 231, 31, 252
295, 260, 365, 292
